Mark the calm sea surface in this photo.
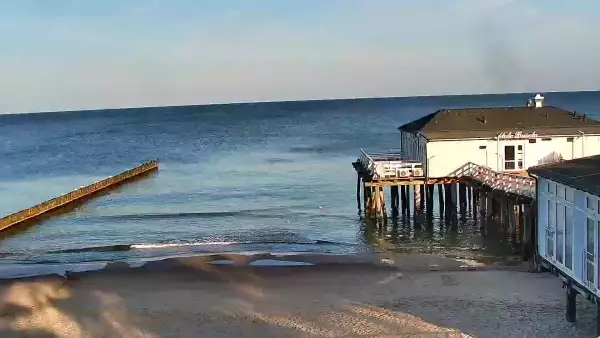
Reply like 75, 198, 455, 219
1, 92, 599, 267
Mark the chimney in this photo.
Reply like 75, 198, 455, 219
533, 93, 544, 108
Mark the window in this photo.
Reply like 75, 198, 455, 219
529, 139, 537, 143
566, 188, 574, 203
542, 138, 552, 141
586, 217, 596, 284
547, 200, 555, 258
556, 203, 564, 264
548, 200, 556, 226
504, 145, 516, 170
565, 207, 573, 270
557, 185, 565, 199
547, 181, 557, 195
567, 137, 574, 142
587, 196, 595, 211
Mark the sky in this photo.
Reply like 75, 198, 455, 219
1, 0, 599, 113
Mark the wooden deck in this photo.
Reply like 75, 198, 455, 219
354, 150, 535, 199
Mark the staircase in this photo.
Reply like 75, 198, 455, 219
453, 162, 536, 199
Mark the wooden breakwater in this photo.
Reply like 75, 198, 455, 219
0, 160, 159, 232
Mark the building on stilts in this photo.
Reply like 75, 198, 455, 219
353, 93, 600, 334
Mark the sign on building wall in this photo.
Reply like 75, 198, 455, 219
497, 131, 538, 140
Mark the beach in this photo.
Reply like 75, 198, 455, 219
0, 253, 595, 337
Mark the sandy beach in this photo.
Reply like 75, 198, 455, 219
0, 253, 595, 337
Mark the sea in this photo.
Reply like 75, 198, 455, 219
1, 91, 599, 277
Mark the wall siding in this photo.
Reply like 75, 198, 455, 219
425, 135, 600, 178
537, 177, 599, 295
400, 131, 426, 162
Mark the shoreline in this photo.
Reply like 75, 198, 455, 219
0, 252, 593, 337
0, 251, 532, 282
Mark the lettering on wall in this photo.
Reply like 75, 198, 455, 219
497, 131, 538, 140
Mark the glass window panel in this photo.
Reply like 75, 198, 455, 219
588, 196, 595, 210
548, 201, 556, 226
565, 207, 573, 270
556, 203, 564, 263
587, 217, 595, 254
557, 185, 565, 199
566, 188, 574, 203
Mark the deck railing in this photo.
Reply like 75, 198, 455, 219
358, 149, 424, 180
453, 162, 536, 198
357, 150, 536, 198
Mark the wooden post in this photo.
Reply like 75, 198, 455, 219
356, 174, 362, 213
467, 186, 472, 212
365, 186, 372, 218
566, 282, 577, 323
459, 183, 467, 213
426, 185, 434, 216
363, 181, 369, 217
450, 184, 457, 208
444, 184, 454, 214
379, 186, 387, 219
374, 186, 382, 218
414, 185, 422, 214
438, 184, 445, 217
499, 197, 506, 228
390, 186, 399, 217
401, 186, 408, 214
486, 194, 494, 220
419, 184, 425, 211
405, 186, 411, 215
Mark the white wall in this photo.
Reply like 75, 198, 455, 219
425, 134, 600, 178
537, 176, 600, 296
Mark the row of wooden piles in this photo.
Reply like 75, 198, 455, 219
356, 176, 536, 259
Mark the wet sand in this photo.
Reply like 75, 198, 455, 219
0, 253, 595, 337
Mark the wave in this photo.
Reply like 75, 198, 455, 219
82, 208, 288, 221
45, 239, 352, 254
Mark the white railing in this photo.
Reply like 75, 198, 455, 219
453, 162, 536, 198
358, 149, 424, 180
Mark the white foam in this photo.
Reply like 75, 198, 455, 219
131, 241, 237, 249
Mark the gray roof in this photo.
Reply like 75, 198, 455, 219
528, 155, 600, 197
398, 106, 600, 140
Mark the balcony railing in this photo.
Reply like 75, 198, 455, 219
357, 149, 424, 180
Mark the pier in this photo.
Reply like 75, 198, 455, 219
353, 94, 600, 335
353, 150, 536, 259
0, 160, 159, 232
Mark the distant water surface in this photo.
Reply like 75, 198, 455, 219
1, 91, 600, 266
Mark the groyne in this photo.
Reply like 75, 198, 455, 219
0, 160, 159, 232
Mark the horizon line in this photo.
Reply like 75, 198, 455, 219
2, 89, 599, 117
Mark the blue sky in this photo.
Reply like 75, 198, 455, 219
1, 0, 599, 113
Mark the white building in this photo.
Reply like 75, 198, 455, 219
529, 155, 600, 331
399, 94, 600, 178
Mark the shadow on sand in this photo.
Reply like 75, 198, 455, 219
0, 253, 596, 337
